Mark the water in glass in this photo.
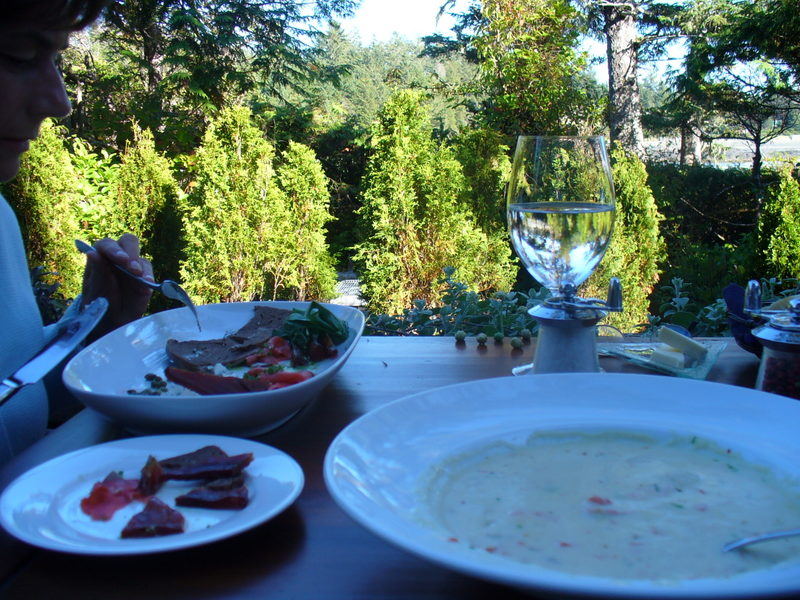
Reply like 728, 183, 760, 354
507, 137, 615, 297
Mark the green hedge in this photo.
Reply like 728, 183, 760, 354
583, 148, 666, 332
353, 90, 516, 314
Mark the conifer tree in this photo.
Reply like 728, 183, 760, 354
274, 142, 338, 301
760, 166, 800, 278
452, 128, 510, 233
584, 147, 665, 331
108, 124, 183, 288
181, 105, 288, 303
354, 90, 516, 314
7, 121, 85, 297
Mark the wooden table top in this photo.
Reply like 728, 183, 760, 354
0, 336, 762, 599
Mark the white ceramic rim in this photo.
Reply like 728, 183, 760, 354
0, 434, 304, 555
324, 373, 800, 599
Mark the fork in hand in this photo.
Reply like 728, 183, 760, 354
75, 239, 201, 331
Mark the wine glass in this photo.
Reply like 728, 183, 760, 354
506, 136, 615, 301
507, 136, 616, 375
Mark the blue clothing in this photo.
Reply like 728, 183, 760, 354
0, 193, 49, 465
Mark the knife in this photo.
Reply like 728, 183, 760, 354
0, 297, 108, 407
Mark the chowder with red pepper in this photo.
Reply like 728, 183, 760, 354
423, 431, 800, 580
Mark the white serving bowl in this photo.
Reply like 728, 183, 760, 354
63, 301, 364, 437
325, 374, 800, 599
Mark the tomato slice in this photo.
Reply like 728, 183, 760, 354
267, 370, 314, 384
255, 370, 314, 386
267, 336, 293, 360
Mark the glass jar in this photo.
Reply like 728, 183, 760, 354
753, 311, 800, 400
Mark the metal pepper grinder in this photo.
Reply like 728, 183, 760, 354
530, 278, 623, 374
745, 280, 800, 400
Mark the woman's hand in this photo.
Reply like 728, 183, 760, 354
81, 234, 153, 340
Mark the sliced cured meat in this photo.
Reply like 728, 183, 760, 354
120, 498, 185, 538
228, 305, 293, 345
166, 305, 292, 369
137, 455, 165, 497
158, 445, 254, 480
164, 366, 273, 395
165, 365, 315, 395
80, 472, 141, 521
199, 474, 245, 489
159, 445, 226, 467
175, 478, 249, 509
165, 337, 263, 371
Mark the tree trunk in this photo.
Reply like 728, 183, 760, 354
142, 24, 162, 94
687, 114, 703, 164
679, 127, 688, 165
689, 130, 703, 164
753, 135, 764, 220
603, 1, 645, 157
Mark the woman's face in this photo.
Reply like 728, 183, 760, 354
0, 26, 71, 182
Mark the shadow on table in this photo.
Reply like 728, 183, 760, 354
1, 505, 306, 599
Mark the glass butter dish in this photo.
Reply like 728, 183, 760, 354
597, 340, 728, 379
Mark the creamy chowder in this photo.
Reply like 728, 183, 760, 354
422, 431, 800, 581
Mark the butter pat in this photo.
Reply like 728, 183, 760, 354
657, 326, 708, 362
650, 346, 686, 369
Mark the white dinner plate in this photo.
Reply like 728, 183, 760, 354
0, 434, 303, 555
324, 373, 800, 598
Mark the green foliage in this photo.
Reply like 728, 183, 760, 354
363, 270, 742, 339
674, 0, 799, 182
644, 275, 800, 338
646, 162, 766, 305
180, 105, 285, 303
7, 121, 85, 298
472, 0, 602, 135
30, 267, 70, 326
274, 141, 338, 301
646, 162, 760, 246
275, 301, 350, 360
61, 41, 151, 152
353, 90, 516, 314
311, 119, 368, 265
181, 106, 337, 304
265, 28, 482, 264
87, 0, 358, 154
759, 166, 800, 277
584, 147, 666, 332
13, 0, 797, 337
654, 237, 759, 308
307, 29, 478, 137
452, 127, 510, 232
685, 0, 799, 101
69, 140, 120, 241
655, 278, 705, 330
108, 125, 184, 295
364, 267, 548, 336
644, 277, 732, 337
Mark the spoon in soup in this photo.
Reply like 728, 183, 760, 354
723, 528, 800, 552
75, 239, 201, 331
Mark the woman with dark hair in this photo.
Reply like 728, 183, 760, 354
0, 0, 153, 465
4, 0, 107, 29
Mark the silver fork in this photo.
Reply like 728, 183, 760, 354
723, 528, 800, 552
75, 239, 201, 331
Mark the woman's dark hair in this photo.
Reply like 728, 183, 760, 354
5, 0, 106, 31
